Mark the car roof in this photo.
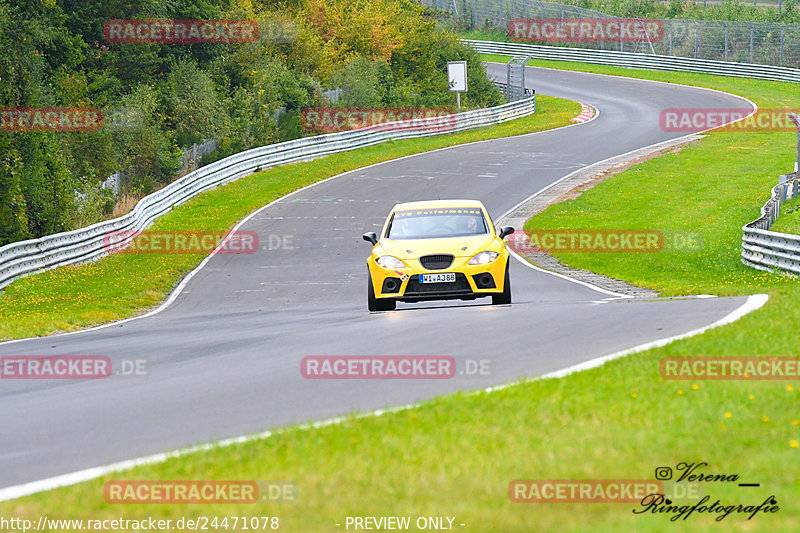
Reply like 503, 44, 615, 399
392, 199, 485, 211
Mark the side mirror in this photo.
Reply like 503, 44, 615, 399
362, 232, 378, 245
498, 227, 515, 240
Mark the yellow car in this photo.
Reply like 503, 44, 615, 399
362, 200, 515, 311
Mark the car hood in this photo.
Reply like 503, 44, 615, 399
377, 234, 496, 259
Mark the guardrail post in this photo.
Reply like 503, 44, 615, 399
774, 22, 783, 67
789, 114, 800, 174
721, 21, 728, 62
506, 57, 512, 103
667, 21, 672, 56
0, 76, 537, 291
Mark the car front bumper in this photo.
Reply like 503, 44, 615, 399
367, 255, 508, 302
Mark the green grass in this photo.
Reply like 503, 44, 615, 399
478, 53, 799, 296
3, 353, 798, 532
479, 55, 800, 359
453, 0, 800, 27
4, 59, 800, 532
460, 28, 511, 43
521, 128, 796, 296
770, 194, 800, 234
0, 95, 578, 341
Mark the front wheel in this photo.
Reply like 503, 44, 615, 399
368, 273, 396, 311
492, 262, 511, 305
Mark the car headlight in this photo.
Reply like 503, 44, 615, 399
376, 255, 407, 269
468, 251, 499, 265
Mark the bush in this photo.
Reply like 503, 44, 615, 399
161, 59, 231, 147
112, 85, 181, 194
0, 0, 506, 246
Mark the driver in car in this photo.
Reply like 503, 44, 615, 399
396, 217, 421, 237
464, 215, 480, 234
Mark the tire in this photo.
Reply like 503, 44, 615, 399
368, 273, 396, 311
492, 262, 511, 305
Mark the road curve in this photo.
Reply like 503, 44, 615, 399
0, 65, 757, 489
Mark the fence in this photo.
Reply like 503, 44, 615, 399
0, 97, 535, 291
653, 0, 795, 9
179, 139, 220, 172
422, 0, 800, 68
462, 37, 800, 276
742, 172, 800, 277
465, 39, 800, 83
100, 140, 221, 196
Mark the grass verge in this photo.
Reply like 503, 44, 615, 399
0, 95, 577, 341
770, 194, 800, 234
3, 59, 800, 532
3, 339, 798, 532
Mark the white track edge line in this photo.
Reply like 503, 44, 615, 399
0, 69, 766, 500
495, 68, 757, 296
507, 247, 629, 298
483, 292, 769, 390
0, 109, 590, 348
1, 66, 757, 347
0, 292, 768, 503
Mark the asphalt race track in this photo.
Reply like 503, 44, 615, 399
0, 64, 757, 489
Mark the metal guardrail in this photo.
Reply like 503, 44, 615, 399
466, 38, 800, 277
424, 0, 800, 69
465, 39, 800, 83
0, 97, 535, 291
490, 79, 535, 102
742, 173, 800, 277
491, 79, 505, 90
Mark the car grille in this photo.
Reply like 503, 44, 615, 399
405, 273, 470, 296
419, 254, 454, 270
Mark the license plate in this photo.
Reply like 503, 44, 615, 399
420, 273, 456, 283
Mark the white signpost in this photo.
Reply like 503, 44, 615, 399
447, 61, 468, 110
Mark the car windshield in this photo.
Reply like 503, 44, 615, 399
385, 208, 489, 239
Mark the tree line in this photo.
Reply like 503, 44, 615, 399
0, 0, 501, 246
